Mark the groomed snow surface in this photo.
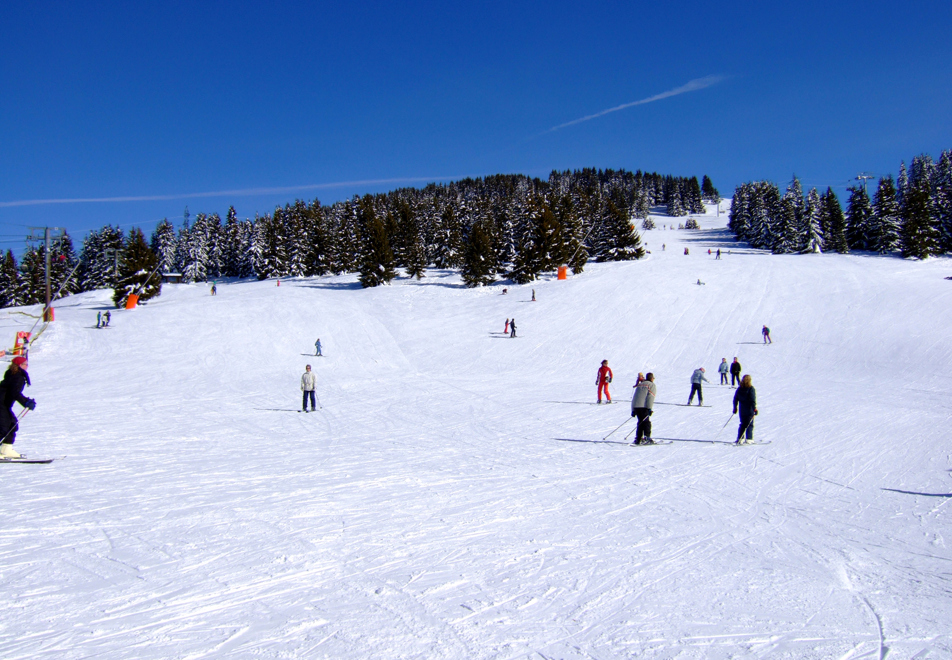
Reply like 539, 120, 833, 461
3, 210, 952, 659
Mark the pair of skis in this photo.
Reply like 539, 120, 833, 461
1, 457, 54, 464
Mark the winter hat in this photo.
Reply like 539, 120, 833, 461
12, 357, 27, 367
699, 367, 705, 372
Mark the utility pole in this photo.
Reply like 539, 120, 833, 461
103, 248, 121, 280
856, 173, 874, 194
27, 226, 66, 321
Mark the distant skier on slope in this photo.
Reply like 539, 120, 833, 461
733, 375, 758, 444
103, 311, 111, 327
315, 338, 322, 356
96, 311, 102, 328
730, 357, 742, 387
509, 319, 516, 338
630, 373, 656, 445
718, 358, 729, 385
504, 318, 509, 335
0, 357, 36, 458
596, 360, 613, 404
687, 367, 708, 406
301, 365, 317, 412
762, 325, 772, 344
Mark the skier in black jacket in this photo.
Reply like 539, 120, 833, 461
0, 357, 36, 458
729, 357, 742, 387
732, 374, 757, 444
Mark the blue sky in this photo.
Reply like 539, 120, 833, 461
1, 1, 950, 254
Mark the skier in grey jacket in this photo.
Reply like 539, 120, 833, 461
630, 373, 657, 444
717, 358, 729, 385
687, 367, 708, 406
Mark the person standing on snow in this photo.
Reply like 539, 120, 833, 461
762, 325, 772, 344
733, 374, 758, 444
730, 357, 742, 387
509, 319, 516, 338
315, 338, 322, 357
0, 357, 36, 458
687, 367, 709, 406
504, 318, 509, 335
718, 358, 730, 385
630, 372, 657, 444
301, 365, 317, 412
596, 360, 613, 404
96, 311, 102, 328
103, 311, 111, 327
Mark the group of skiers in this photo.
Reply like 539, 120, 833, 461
596, 349, 759, 445
504, 318, 517, 338
95, 311, 111, 328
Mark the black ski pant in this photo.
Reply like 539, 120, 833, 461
720, 373, 728, 385
634, 408, 652, 441
0, 406, 18, 445
737, 414, 754, 441
302, 390, 316, 410
687, 383, 703, 405
731, 372, 741, 386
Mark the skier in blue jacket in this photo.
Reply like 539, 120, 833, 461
687, 367, 709, 406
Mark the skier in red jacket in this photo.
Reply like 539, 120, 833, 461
596, 360, 613, 404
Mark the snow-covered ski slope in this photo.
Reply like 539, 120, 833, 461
4, 209, 952, 659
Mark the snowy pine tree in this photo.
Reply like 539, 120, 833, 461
871, 176, 901, 254
933, 150, 952, 254
461, 218, 498, 287
0, 250, 24, 308
18, 245, 46, 305
357, 195, 396, 288
151, 219, 178, 275
112, 228, 161, 307
845, 186, 873, 251
77, 225, 124, 291
821, 189, 848, 253
801, 188, 824, 253
900, 176, 940, 259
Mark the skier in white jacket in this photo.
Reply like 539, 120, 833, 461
301, 365, 317, 412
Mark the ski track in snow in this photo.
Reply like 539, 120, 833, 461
1, 210, 951, 658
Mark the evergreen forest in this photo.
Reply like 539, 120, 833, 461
0, 169, 714, 308
728, 151, 952, 259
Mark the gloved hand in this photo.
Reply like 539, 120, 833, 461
607, 377, 612, 383
647, 410, 653, 416
24, 398, 36, 410
754, 409, 758, 415
732, 408, 737, 415
631, 411, 637, 417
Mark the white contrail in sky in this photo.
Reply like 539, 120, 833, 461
546, 74, 726, 133
0, 177, 456, 208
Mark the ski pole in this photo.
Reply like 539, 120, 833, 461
602, 416, 632, 440
0, 409, 30, 445
721, 412, 734, 430
315, 392, 323, 409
